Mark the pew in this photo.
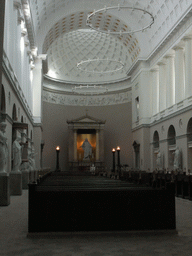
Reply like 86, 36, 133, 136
28, 171, 176, 233
121, 169, 192, 201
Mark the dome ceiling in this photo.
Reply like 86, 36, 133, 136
22, 0, 192, 90
44, 10, 140, 84
46, 29, 133, 84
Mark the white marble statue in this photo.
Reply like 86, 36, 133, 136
0, 122, 8, 173
28, 151, 36, 170
20, 161, 29, 172
156, 150, 162, 169
90, 163, 95, 174
81, 138, 92, 160
173, 147, 181, 170
12, 137, 23, 172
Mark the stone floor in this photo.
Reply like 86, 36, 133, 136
0, 190, 192, 256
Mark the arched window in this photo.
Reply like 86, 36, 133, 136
1, 84, 6, 113
12, 104, 17, 121
18, 107, 20, 119
8, 92, 11, 105
168, 125, 176, 145
187, 118, 192, 142
153, 131, 159, 148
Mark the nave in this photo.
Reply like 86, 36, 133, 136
0, 185, 192, 255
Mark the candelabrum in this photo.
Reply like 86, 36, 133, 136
112, 148, 116, 172
55, 146, 61, 171
117, 146, 120, 168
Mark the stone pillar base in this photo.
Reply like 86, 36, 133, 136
0, 173, 10, 206
29, 170, 38, 183
10, 171, 22, 196
22, 170, 29, 189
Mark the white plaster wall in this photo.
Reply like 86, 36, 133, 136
150, 109, 192, 172
2, 73, 34, 173
132, 127, 150, 170
42, 101, 133, 172
139, 71, 152, 123
3, 0, 33, 113
132, 70, 152, 129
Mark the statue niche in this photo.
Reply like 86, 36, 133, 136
67, 114, 105, 171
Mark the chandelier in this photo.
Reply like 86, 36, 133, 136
72, 85, 108, 95
86, 5, 154, 35
77, 58, 124, 74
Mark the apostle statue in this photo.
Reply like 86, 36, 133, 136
0, 122, 8, 173
156, 150, 162, 169
81, 138, 92, 160
28, 151, 36, 170
173, 147, 181, 170
12, 137, 23, 172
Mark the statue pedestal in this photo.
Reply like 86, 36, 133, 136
0, 173, 10, 206
10, 171, 22, 196
22, 170, 30, 189
29, 170, 38, 183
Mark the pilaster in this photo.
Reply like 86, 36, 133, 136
0, 0, 6, 101
157, 61, 166, 112
96, 130, 99, 161
183, 36, 192, 98
32, 57, 43, 123
150, 67, 159, 115
173, 46, 185, 103
164, 53, 175, 108
74, 130, 77, 161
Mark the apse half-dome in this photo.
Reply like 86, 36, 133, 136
46, 29, 136, 84
43, 11, 141, 85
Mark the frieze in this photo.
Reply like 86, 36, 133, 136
43, 90, 132, 106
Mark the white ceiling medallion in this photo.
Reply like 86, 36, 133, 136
86, 5, 154, 35
72, 85, 108, 95
77, 58, 125, 74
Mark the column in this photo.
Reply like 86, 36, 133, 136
32, 57, 44, 123
164, 53, 175, 108
157, 61, 166, 111
74, 130, 77, 161
173, 46, 185, 103
150, 67, 159, 115
0, 0, 5, 99
96, 130, 99, 161
183, 36, 192, 98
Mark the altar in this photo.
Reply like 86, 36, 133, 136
67, 114, 105, 172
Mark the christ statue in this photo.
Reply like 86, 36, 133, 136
81, 138, 92, 160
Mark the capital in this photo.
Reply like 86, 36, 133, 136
173, 45, 184, 51
157, 61, 166, 66
183, 35, 192, 41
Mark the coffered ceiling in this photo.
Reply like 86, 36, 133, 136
22, 0, 192, 87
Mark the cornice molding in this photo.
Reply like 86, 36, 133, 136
129, 9, 192, 79
43, 89, 132, 107
132, 101, 192, 132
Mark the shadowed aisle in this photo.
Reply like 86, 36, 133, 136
0, 190, 192, 256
